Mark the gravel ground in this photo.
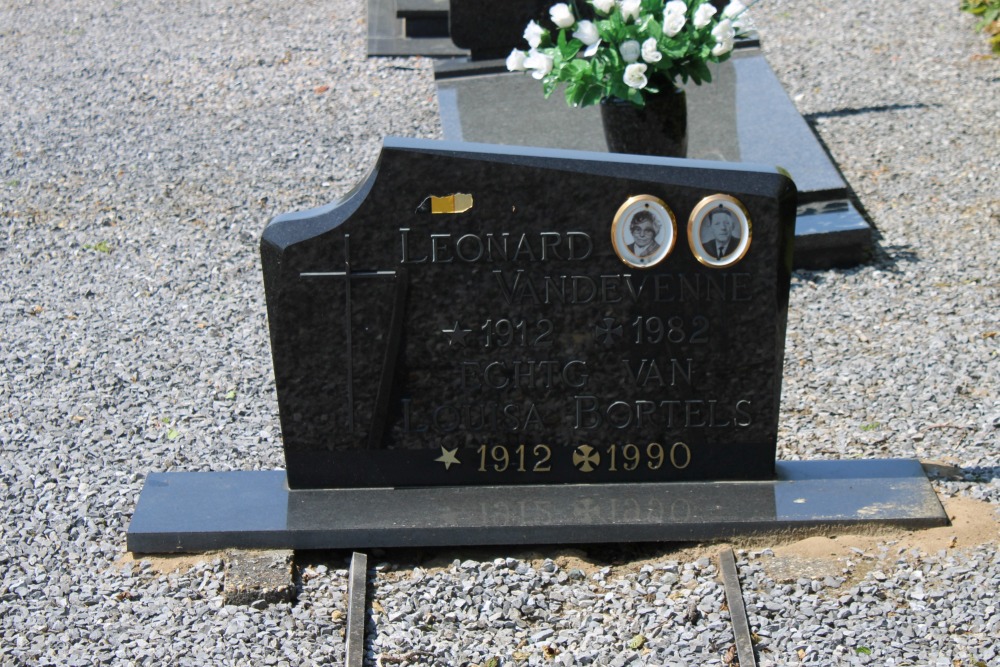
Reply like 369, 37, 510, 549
1, 0, 997, 665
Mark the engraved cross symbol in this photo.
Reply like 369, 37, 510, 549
299, 233, 405, 446
594, 317, 623, 345
572, 445, 601, 473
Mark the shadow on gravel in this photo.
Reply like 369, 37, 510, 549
788, 236, 920, 290
802, 102, 939, 121
296, 542, 709, 573
925, 463, 1000, 485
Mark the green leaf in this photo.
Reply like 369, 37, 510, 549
166, 428, 180, 441
565, 83, 583, 107
855, 646, 873, 656
692, 59, 712, 84
627, 634, 646, 650
579, 83, 605, 107
567, 59, 590, 76
225, 389, 237, 400
646, 17, 663, 39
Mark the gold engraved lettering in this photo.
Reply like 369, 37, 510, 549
533, 444, 552, 472
670, 442, 692, 469
515, 444, 527, 472
621, 444, 640, 471
603, 442, 691, 472
647, 443, 665, 469
475, 444, 553, 473
491, 445, 510, 472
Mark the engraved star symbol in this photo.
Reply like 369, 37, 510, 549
594, 317, 623, 345
442, 322, 471, 346
435, 446, 461, 470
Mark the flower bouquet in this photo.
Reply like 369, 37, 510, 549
507, 0, 754, 108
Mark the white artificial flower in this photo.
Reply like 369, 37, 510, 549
573, 20, 600, 45
573, 20, 602, 57
524, 49, 554, 79
663, 12, 686, 36
712, 18, 735, 43
623, 63, 648, 89
711, 18, 735, 55
663, 1, 688, 36
524, 20, 546, 49
722, 1, 747, 18
620, 0, 642, 22
664, 0, 688, 15
693, 3, 717, 28
722, 1, 748, 30
619, 39, 641, 62
712, 37, 734, 56
592, 0, 615, 14
550, 3, 575, 29
641, 37, 662, 63
506, 49, 528, 71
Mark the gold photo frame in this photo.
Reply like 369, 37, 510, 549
688, 194, 752, 268
611, 195, 677, 269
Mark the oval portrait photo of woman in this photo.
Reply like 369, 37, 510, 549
611, 195, 677, 269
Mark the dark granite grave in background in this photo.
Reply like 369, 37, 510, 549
363, 0, 871, 268
368, 0, 467, 57
436, 49, 872, 268
449, 0, 739, 60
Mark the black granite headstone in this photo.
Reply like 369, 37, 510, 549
261, 138, 796, 489
448, 0, 734, 61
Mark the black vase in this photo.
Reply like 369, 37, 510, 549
600, 87, 688, 157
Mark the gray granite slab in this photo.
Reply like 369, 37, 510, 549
368, 0, 468, 57
127, 459, 947, 553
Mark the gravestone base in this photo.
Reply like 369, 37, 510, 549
127, 459, 947, 553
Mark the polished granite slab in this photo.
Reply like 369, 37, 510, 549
435, 49, 873, 268
127, 459, 947, 553
368, 0, 468, 57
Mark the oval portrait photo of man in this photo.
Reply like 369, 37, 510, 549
688, 194, 752, 268
611, 195, 677, 269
